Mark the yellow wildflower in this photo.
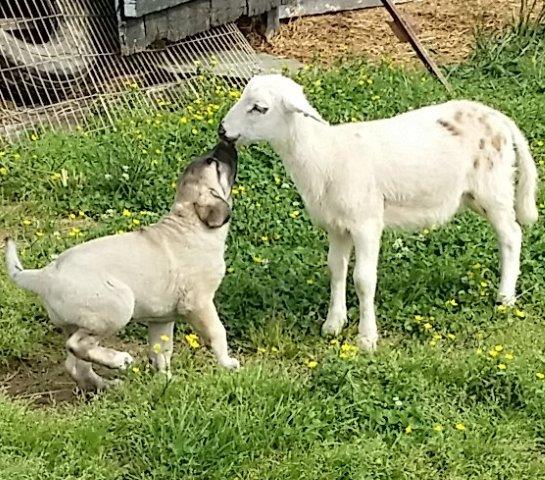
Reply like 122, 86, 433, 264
289, 210, 300, 219
489, 350, 499, 358
30, 133, 39, 141
257, 347, 267, 353
480, 281, 488, 288
494, 345, 504, 352
496, 304, 507, 313
447, 333, 456, 340
504, 353, 514, 360
0, 166, 9, 176
271, 346, 279, 353
339, 343, 358, 359
446, 299, 458, 307
305, 359, 318, 369
423, 322, 433, 330
132, 366, 140, 374
22, 219, 31, 226
116, 230, 125, 235
152, 343, 161, 353
179, 116, 188, 124
514, 309, 526, 318
536, 372, 545, 380
160, 335, 170, 342
185, 333, 201, 349
122, 209, 131, 217
69, 213, 76, 220
191, 128, 198, 135
476, 348, 483, 355
497, 363, 507, 370
433, 424, 443, 432
405, 425, 413, 434
455, 423, 466, 431
132, 219, 141, 226
35, 231, 44, 238
414, 315, 424, 322
329, 339, 339, 346
185, 334, 200, 349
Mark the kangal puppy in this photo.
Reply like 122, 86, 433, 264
220, 74, 538, 351
6, 141, 240, 392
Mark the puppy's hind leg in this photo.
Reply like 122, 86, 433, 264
65, 353, 121, 392
147, 321, 175, 378
185, 301, 239, 369
67, 329, 135, 370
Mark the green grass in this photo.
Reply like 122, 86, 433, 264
1, 25, 545, 479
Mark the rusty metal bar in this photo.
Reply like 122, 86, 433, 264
380, 0, 453, 94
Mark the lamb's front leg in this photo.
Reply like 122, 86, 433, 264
352, 220, 383, 351
321, 230, 353, 337
186, 301, 239, 369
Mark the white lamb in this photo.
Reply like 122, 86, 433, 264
219, 74, 538, 350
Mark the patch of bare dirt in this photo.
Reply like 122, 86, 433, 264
243, 0, 521, 67
0, 339, 146, 407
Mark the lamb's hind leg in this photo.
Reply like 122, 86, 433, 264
322, 230, 353, 337
488, 207, 521, 305
67, 329, 134, 370
468, 192, 521, 305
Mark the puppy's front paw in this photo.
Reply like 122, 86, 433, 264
220, 357, 240, 369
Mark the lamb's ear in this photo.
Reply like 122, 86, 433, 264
194, 199, 231, 228
281, 95, 324, 123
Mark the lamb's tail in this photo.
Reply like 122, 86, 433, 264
5, 238, 44, 294
506, 119, 538, 225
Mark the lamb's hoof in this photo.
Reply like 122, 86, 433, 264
220, 357, 240, 370
114, 352, 135, 370
356, 334, 378, 352
497, 294, 516, 307
321, 315, 346, 337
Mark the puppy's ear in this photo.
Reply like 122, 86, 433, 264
195, 198, 231, 228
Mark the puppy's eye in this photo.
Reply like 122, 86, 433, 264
250, 104, 268, 114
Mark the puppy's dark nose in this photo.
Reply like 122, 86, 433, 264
218, 123, 227, 140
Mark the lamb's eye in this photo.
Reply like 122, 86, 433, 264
250, 104, 268, 114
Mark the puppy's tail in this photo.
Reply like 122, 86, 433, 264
5, 238, 44, 294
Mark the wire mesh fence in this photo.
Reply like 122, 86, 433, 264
0, 0, 263, 141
